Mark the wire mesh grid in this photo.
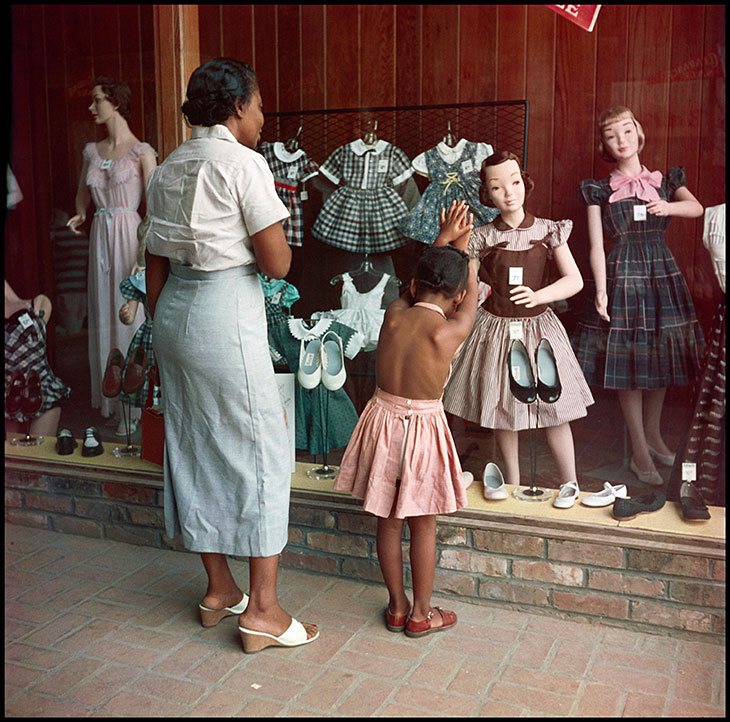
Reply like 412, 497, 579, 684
260, 101, 529, 168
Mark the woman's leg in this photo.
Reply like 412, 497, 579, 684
495, 429, 520, 485
544, 422, 577, 484
617, 388, 655, 472
376, 515, 409, 616
238, 555, 318, 639
406, 514, 441, 624
643, 387, 672, 454
200, 552, 244, 610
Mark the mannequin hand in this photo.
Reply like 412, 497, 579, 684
435, 200, 473, 250
130, 263, 144, 276
119, 300, 139, 325
594, 291, 610, 322
509, 285, 539, 308
67, 214, 86, 235
646, 199, 670, 217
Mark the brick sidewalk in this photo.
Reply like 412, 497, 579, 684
5, 523, 725, 717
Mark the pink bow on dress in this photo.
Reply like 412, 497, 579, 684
608, 166, 663, 203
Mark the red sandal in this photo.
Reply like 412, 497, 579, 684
384, 602, 411, 632
404, 606, 457, 638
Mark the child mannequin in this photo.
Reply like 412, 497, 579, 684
443, 151, 594, 491
335, 201, 477, 637
571, 106, 704, 486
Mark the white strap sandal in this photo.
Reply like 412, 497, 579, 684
198, 593, 249, 627
238, 617, 319, 653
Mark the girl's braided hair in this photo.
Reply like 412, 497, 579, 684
414, 245, 469, 297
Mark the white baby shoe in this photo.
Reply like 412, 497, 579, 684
482, 462, 508, 500
553, 480, 580, 508
581, 481, 628, 508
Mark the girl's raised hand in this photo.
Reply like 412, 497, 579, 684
434, 200, 474, 250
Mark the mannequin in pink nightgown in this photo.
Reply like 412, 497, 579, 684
67, 77, 156, 427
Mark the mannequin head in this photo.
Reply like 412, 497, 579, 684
90, 77, 131, 121
479, 150, 534, 211
411, 245, 469, 304
182, 57, 259, 128
598, 105, 645, 163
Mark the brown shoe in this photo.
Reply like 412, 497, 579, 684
404, 607, 457, 638
102, 348, 124, 397
122, 347, 148, 395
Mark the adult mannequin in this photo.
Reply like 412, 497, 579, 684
67, 77, 156, 426
572, 106, 704, 486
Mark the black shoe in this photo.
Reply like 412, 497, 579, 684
612, 491, 666, 520
507, 339, 536, 404
535, 338, 561, 403
679, 481, 710, 521
55, 429, 78, 456
81, 427, 104, 457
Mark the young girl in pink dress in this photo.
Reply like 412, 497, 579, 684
335, 201, 477, 637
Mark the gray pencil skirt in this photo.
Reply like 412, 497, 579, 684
152, 262, 291, 557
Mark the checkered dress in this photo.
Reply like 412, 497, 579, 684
257, 142, 319, 247
118, 276, 153, 408
571, 166, 705, 389
399, 142, 498, 244
5, 307, 70, 422
312, 141, 414, 253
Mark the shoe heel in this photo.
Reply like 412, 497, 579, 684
199, 607, 228, 628
239, 629, 273, 654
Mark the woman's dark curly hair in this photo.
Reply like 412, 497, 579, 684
478, 150, 535, 208
413, 245, 470, 298
93, 76, 131, 121
181, 57, 258, 127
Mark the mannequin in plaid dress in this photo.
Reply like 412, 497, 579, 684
571, 106, 704, 486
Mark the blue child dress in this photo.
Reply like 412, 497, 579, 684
118, 269, 153, 409
571, 166, 704, 389
399, 139, 498, 244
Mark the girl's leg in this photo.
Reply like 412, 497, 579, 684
29, 407, 61, 437
617, 389, 655, 472
544, 422, 577, 484
238, 555, 317, 639
495, 429, 520, 485
376, 515, 409, 616
643, 388, 672, 455
406, 514, 441, 624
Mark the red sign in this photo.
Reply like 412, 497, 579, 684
546, 5, 601, 32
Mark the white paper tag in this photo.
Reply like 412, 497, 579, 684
633, 204, 647, 222
100, 158, 112, 170
509, 267, 523, 286
18, 312, 33, 329
287, 166, 298, 180
681, 462, 697, 481
377, 159, 388, 173
300, 189, 308, 201
508, 321, 523, 341
461, 159, 473, 174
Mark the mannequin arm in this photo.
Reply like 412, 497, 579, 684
526, 243, 583, 305
67, 158, 91, 235
139, 152, 157, 194
646, 185, 703, 219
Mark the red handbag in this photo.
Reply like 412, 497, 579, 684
141, 366, 164, 467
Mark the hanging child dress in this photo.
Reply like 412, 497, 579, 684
571, 166, 705, 389
83, 141, 155, 417
118, 270, 152, 410
257, 142, 319, 247
443, 214, 594, 430
312, 139, 414, 254
399, 139, 498, 244
267, 317, 365, 454
311, 272, 390, 352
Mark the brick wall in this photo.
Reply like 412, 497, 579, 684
5, 464, 725, 639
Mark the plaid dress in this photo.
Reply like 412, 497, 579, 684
571, 166, 705, 389
118, 272, 152, 408
399, 140, 498, 244
257, 142, 319, 247
5, 306, 70, 422
312, 140, 414, 253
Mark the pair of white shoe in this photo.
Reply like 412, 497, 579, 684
553, 480, 628, 508
297, 331, 346, 391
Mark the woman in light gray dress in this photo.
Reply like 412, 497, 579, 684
144, 58, 318, 653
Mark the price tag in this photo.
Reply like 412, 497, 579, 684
681, 462, 696, 481
18, 312, 33, 329
377, 159, 388, 173
461, 159, 473, 174
300, 189, 308, 201
633, 204, 647, 222
508, 320, 524, 341
287, 166, 298, 180
100, 158, 112, 170
508, 267, 523, 286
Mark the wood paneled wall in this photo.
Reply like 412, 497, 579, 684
7, 5, 726, 337
198, 4, 726, 332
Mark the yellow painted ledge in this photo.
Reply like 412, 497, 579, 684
5, 435, 725, 544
